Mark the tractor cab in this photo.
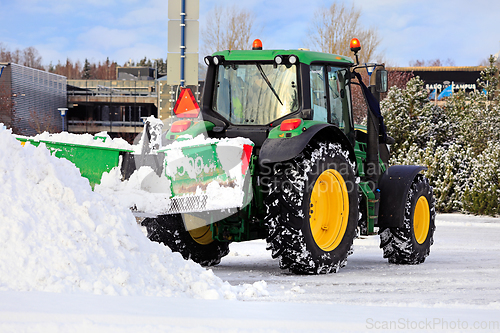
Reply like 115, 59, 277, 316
200, 42, 361, 148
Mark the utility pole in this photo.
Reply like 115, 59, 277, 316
167, 0, 199, 117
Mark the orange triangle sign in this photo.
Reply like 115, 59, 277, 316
173, 88, 200, 118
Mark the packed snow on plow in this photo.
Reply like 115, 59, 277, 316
161, 135, 253, 217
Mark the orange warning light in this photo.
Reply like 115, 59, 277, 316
350, 38, 361, 53
252, 39, 263, 50
173, 88, 200, 118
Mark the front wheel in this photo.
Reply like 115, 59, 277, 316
379, 175, 436, 264
141, 214, 229, 266
264, 141, 358, 274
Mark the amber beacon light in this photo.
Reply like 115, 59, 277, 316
252, 39, 263, 50
350, 38, 361, 53
350, 38, 361, 64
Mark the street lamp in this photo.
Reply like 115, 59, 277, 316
58, 107, 68, 132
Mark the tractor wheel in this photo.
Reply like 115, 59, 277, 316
264, 141, 358, 274
141, 214, 229, 266
379, 175, 436, 264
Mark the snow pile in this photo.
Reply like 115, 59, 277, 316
0, 126, 267, 299
95, 166, 173, 216
24, 131, 133, 150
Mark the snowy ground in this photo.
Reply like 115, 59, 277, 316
1, 214, 499, 332
1, 126, 499, 332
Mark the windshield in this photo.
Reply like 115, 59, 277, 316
213, 63, 298, 125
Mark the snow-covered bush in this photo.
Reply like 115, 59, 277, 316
382, 77, 454, 153
463, 141, 500, 216
381, 61, 500, 216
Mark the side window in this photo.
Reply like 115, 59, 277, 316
310, 65, 328, 122
327, 67, 352, 134
328, 69, 342, 127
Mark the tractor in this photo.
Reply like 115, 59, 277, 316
141, 38, 436, 274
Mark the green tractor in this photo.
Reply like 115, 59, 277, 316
142, 38, 436, 274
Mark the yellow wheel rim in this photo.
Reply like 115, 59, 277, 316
189, 225, 214, 245
309, 169, 349, 252
413, 196, 430, 244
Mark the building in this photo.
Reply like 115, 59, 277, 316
388, 66, 485, 94
0, 62, 67, 135
66, 67, 202, 140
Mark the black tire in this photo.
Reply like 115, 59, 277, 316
141, 214, 229, 266
379, 175, 436, 264
264, 141, 358, 274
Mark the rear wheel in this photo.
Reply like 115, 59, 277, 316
264, 141, 358, 274
142, 214, 229, 266
379, 175, 436, 264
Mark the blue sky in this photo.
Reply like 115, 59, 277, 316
1, 0, 499, 67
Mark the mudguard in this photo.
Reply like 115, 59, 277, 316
258, 124, 356, 166
378, 165, 427, 228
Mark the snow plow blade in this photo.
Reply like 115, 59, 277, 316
158, 137, 254, 216
16, 136, 133, 188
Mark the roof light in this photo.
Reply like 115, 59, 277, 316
204, 56, 212, 66
288, 55, 298, 64
173, 88, 200, 118
252, 39, 263, 50
171, 120, 192, 133
213, 55, 224, 65
350, 38, 361, 53
280, 118, 302, 131
274, 55, 283, 65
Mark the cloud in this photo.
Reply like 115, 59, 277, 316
77, 26, 139, 51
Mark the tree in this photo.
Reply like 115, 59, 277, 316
201, 5, 256, 56
463, 141, 500, 216
381, 62, 500, 215
307, 3, 382, 63
0, 44, 43, 70
22, 47, 44, 70
82, 59, 91, 79
137, 57, 153, 67
409, 58, 455, 67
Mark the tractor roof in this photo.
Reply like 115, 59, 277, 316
212, 49, 354, 66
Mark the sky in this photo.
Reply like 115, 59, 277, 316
1, 0, 499, 68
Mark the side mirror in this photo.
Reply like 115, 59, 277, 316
375, 70, 388, 93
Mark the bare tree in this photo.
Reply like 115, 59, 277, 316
307, 3, 382, 64
409, 58, 455, 67
201, 5, 256, 56
29, 109, 58, 134
22, 47, 44, 70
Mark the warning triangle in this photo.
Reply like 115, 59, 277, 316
173, 88, 200, 118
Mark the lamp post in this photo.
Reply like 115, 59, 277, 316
58, 107, 68, 132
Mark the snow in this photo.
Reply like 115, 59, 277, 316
1, 125, 500, 331
1, 214, 499, 332
0, 125, 266, 301
95, 166, 173, 216
21, 131, 134, 150
162, 134, 254, 212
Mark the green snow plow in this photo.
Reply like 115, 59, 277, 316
17, 136, 133, 188
141, 38, 436, 273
